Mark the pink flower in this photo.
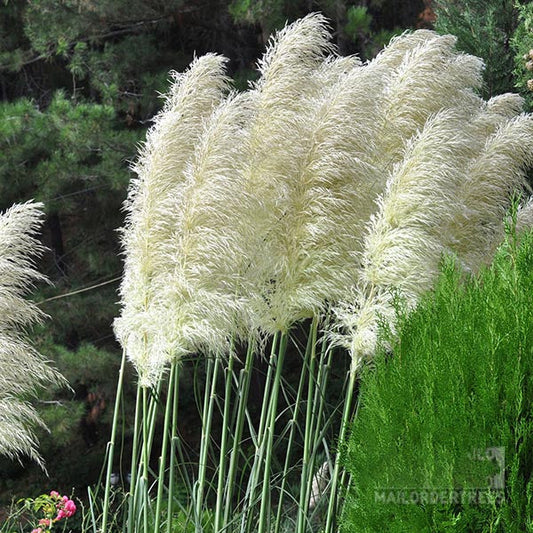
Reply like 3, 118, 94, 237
50, 491, 59, 499
64, 499, 76, 517
55, 509, 67, 521
62, 495, 69, 503
31, 529, 42, 533
38, 518, 51, 526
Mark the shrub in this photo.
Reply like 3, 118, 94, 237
342, 228, 533, 532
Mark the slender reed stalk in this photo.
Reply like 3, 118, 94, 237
274, 326, 315, 533
101, 348, 127, 532
154, 361, 178, 532
142, 387, 149, 533
324, 369, 357, 533
258, 332, 289, 533
167, 361, 180, 533
214, 352, 235, 531
127, 381, 142, 533
296, 317, 318, 533
223, 341, 255, 528
194, 356, 219, 527
241, 334, 278, 533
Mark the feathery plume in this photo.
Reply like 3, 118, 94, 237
0, 201, 67, 468
253, 55, 390, 333
336, 109, 483, 371
448, 113, 533, 270
236, 14, 337, 334
115, 55, 230, 382
121, 89, 256, 385
371, 32, 483, 172
332, 34, 533, 370
152, 91, 258, 379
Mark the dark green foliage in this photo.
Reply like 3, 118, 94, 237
0, 93, 135, 208
229, 0, 422, 57
342, 229, 533, 532
434, 0, 518, 98
512, 3, 533, 111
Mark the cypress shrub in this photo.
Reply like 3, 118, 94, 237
342, 228, 533, 532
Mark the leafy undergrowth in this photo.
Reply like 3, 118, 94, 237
342, 228, 533, 533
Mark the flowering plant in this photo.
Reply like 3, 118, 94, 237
19, 491, 76, 533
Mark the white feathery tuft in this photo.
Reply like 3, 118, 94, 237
252, 54, 389, 333
337, 109, 480, 369
370, 32, 483, 173
237, 14, 336, 335
154, 91, 258, 375
450, 113, 533, 270
0, 201, 67, 468
120, 88, 257, 385
115, 55, 231, 383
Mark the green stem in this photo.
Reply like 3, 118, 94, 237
242, 333, 279, 533
305, 332, 334, 519
214, 351, 235, 531
142, 386, 149, 533
297, 317, 319, 533
128, 381, 142, 533
154, 362, 178, 532
324, 369, 357, 533
146, 378, 163, 463
224, 340, 255, 529
258, 331, 289, 533
311, 340, 333, 456
101, 348, 127, 533
274, 320, 316, 533
167, 362, 180, 533
195, 356, 219, 528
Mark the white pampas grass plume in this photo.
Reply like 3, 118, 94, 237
154, 91, 258, 374
335, 99, 533, 370
119, 89, 257, 385
0, 201, 67, 468
371, 32, 483, 172
253, 56, 388, 333
332, 34, 533, 371
237, 14, 336, 334
336, 109, 483, 371
115, 55, 230, 383
449, 113, 533, 270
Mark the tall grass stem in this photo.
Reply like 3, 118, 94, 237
101, 348, 127, 532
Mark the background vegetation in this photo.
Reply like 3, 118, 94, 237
2, 0, 533, 527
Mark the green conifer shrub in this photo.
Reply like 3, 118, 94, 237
512, 2, 533, 111
342, 228, 533, 533
433, 0, 518, 99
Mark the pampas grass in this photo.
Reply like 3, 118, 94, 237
110, 14, 533, 533
115, 54, 230, 386
0, 201, 66, 469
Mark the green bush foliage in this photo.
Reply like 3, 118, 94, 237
512, 2, 533, 110
342, 228, 533, 533
433, 0, 518, 98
